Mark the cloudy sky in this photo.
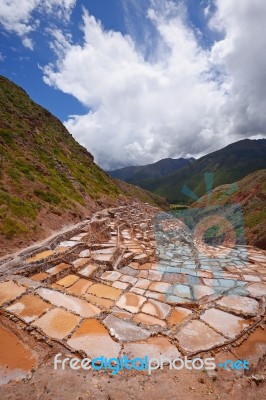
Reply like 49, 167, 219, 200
1, 0, 266, 169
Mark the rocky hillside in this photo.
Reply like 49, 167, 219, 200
192, 169, 266, 249
0, 76, 167, 256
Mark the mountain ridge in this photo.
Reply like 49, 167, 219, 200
107, 157, 194, 186
126, 138, 266, 203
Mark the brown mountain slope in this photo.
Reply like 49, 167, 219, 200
192, 169, 266, 249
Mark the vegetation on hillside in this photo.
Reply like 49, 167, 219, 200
192, 169, 266, 249
0, 76, 166, 252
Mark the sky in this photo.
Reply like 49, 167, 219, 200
0, 0, 266, 170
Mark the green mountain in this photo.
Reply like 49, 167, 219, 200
0, 76, 167, 256
107, 157, 194, 187
193, 169, 266, 249
145, 139, 266, 203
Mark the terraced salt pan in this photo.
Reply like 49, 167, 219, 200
37, 288, 101, 318
30, 272, 49, 282
26, 250, 55, 263
243, 275, 261, 282
112, 281, 129, 290
128, 262, 140, 269
70, 235, 86, 241
91, 253, 113, 264
176, 320, 226, 353
134, 254, 149, 264
67, 279, 93, 295
12, 277, 41, 289
133, 313, 166, 328
167, 307, 192, 326
5, 294, 51, 322
145, 291, 165, 301
87, 284, 122, 301
33, 308, 80, 340
123, 336, 181, 360
120, 275, 137, 285
172, 284, 192, 299
120, 266, 138, 278
234, 326, 266, 364
216, 295, 259, 316
247, 282, 266, 298
91, 243, 116, 249
0, 281, 26, 306
149, 281, 172, 293
92, 248, 116, 254
148, 271, 163, 281
72, 258, 90, 269
116, 293, 146, 313
79, 265, 99, 278
67, 319, 121, 358
84, 294, 114, 309
111, 307, 132, 319
56, 275, 79, 288
46, 263, 70, 275
58, 241, 78, 247
193, 285, 215, 299
53, 246, 69, 254
1, 203, 265, 365
200, 308, 251, 339
126, 247, 143, 254
141, 299, 171, 320
104, 314, 151, 342
79, 250, 91, 258
134, 279, 150, 290
130, 287, 145, 295
100, 271, 121, 282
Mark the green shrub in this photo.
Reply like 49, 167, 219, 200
34, 189, 61, 204
0, 217, 28, 239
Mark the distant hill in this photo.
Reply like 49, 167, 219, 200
0, 76, 167, 256
114, 179, 169, 210
192, 169, 266, 249
144, 139, 266, 203
108, 157, 194, 187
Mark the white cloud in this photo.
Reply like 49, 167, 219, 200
204, 1, 211, 18
22, 36, 34, 50
0, 0, 76, 49
210, 0, 266, 138
43, 0, 266, 169
0, 52, 5, 61
47, 28, 72, 57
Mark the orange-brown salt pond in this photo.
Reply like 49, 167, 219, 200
234, 326, 266, 363
0, 324, 36, 385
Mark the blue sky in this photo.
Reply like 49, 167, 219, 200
0, 0, 217, 121
0, 0, 265, 169
0, 0, 127, 120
